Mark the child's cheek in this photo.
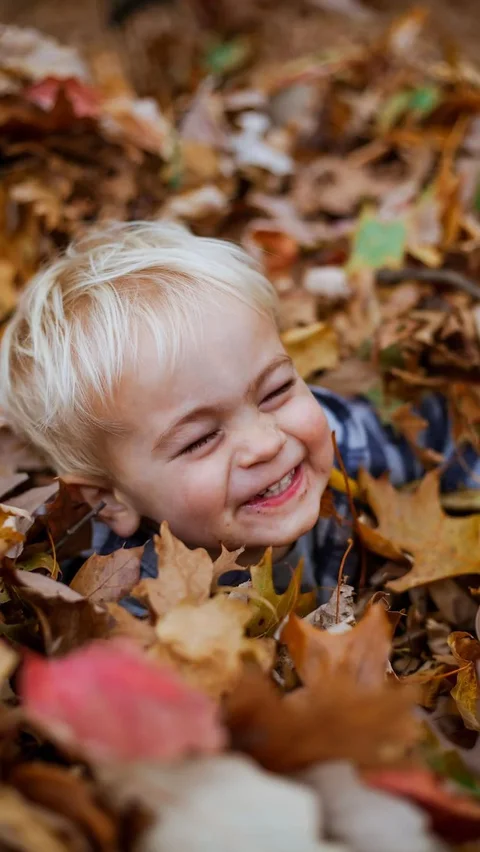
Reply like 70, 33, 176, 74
283, 393, 333, 469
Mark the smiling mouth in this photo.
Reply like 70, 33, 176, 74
244, 464, 303, 507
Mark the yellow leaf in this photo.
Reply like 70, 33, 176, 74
328, 466, 360, 499
152, 595, 274, 699
281, 322, 338, 380
247, 548, 315, 637
448, 632, 480, 732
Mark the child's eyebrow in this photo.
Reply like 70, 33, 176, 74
152, 354, 293, 452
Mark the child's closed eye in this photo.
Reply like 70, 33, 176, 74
181, 430, 219, 455
261, 378, 295, 404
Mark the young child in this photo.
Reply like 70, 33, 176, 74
1, 222, 478, 609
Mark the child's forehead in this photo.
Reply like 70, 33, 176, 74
111, 298, 284, 426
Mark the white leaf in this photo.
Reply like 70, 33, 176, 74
299, 761, 447, 852
99, 755, 346, 852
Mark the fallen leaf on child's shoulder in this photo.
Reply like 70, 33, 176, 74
447, 632, 480, 731
20, 641, 226, 762
281, 602, 392, 687
358, 469, 480, 592
152, 595, 274, 699
70, 546, 143, 604
247, 548, 316, 637
131, 521, 214, 617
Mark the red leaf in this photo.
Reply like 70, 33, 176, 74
20, 641, 226, 762
23, 77, 100, 118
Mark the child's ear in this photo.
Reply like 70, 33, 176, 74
62, 475, 141, 538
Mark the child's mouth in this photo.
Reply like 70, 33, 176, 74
243, 464, 304, 509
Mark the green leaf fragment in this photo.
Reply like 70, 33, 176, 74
203, 37, 251, 76
348, 211, 407, 272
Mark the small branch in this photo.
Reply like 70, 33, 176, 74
46, 500, 107, 554
376, 267, 480, 301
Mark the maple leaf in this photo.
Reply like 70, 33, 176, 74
20, 641, 226, 762
152, 594, 274, 699
225, 662, 418, 772
132, 521, 242, 618
70, 546, 143, 605
358, 469, 480, 592
281, 602, 392, 687
447, 631, 480, 731
247, 548, 316, 637
226, 603, 417, 772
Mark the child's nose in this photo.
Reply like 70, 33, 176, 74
235, 421, 287, 468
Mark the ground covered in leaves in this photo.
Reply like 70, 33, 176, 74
2, 5, 480, 850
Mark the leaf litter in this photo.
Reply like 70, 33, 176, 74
2, 4, 480, 850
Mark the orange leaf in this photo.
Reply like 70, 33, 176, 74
281, 603, 393, 687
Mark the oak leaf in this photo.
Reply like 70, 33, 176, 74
247, 548, 316, 637
70, 546, 143, 604
153, 595, 274, 699
20, 641, 226, 762
359, 469, 480, 592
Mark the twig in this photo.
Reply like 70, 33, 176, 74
46, 500, 106, 554
376, 267, 480, 301
336, 537, 353, 624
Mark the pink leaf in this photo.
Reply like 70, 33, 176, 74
20, 641, 226, 763
23, 77, 100, 118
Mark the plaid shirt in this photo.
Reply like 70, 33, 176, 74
91, 387, 479, 614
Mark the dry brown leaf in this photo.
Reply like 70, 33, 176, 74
9, 569, 114, 654
152, 595, 274, 699
10, 763, 117, 852
105, 603, 156, 649
390, 404, 444, 469
132, 521, 214, 618
359, 469, 480, 592
281, 322, 339, 380
448, 632, 480, 731
70, 546, 143, 604
0, 784, 71, 852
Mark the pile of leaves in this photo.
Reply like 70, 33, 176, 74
2, 6, 480, 850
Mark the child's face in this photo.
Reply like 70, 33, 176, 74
102, 296, 333, 556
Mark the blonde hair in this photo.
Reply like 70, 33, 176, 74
0, 221, 277, 478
